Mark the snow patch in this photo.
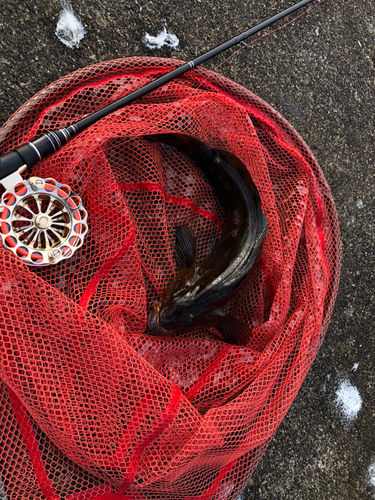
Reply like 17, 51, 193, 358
144, 23, 179, 49
351, 362, 359, 372
369, 461, 375, 487
55, 0, 86, 49
334, 378, 362, 423
356, 199, 363, 209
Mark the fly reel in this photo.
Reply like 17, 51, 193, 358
0, 177, 88, 266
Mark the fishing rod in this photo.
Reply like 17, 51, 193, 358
0, 0, 316, 266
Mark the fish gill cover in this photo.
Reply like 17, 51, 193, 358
0, 57, 340, 499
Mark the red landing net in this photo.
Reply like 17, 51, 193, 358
0, 57, 340, 500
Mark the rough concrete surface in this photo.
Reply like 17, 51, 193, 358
0, 0, 374, 498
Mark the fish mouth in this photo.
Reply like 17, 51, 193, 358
148, 301, 173, 336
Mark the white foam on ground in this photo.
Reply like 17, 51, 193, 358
55, 0, 86, 49
334, 377, 362, 423
144, 24, 179, 49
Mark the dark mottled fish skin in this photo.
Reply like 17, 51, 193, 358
147, 133, 268, 345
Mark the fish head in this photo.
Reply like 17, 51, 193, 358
148, 267, 210, 335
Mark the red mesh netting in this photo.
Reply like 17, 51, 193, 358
0, 57, 340, 499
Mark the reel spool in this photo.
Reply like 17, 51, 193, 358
0, 177, 88, 266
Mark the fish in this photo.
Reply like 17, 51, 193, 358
147, 133, 268, 346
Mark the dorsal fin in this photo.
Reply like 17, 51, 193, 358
215, 313, 251, 346
174, 225, 197, 270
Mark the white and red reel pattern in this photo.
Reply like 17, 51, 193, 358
0, 177, 88, 266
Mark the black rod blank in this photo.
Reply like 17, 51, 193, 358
0, 0, 315, 179
75, 0, 315, 131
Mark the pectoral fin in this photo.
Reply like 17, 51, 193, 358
174, 225, 197, 270
215, 314, 251, 346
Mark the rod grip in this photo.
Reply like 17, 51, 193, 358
0, 150, 26, 179
0, 129, 70, 179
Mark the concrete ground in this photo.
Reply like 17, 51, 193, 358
0, 0, 374, 498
